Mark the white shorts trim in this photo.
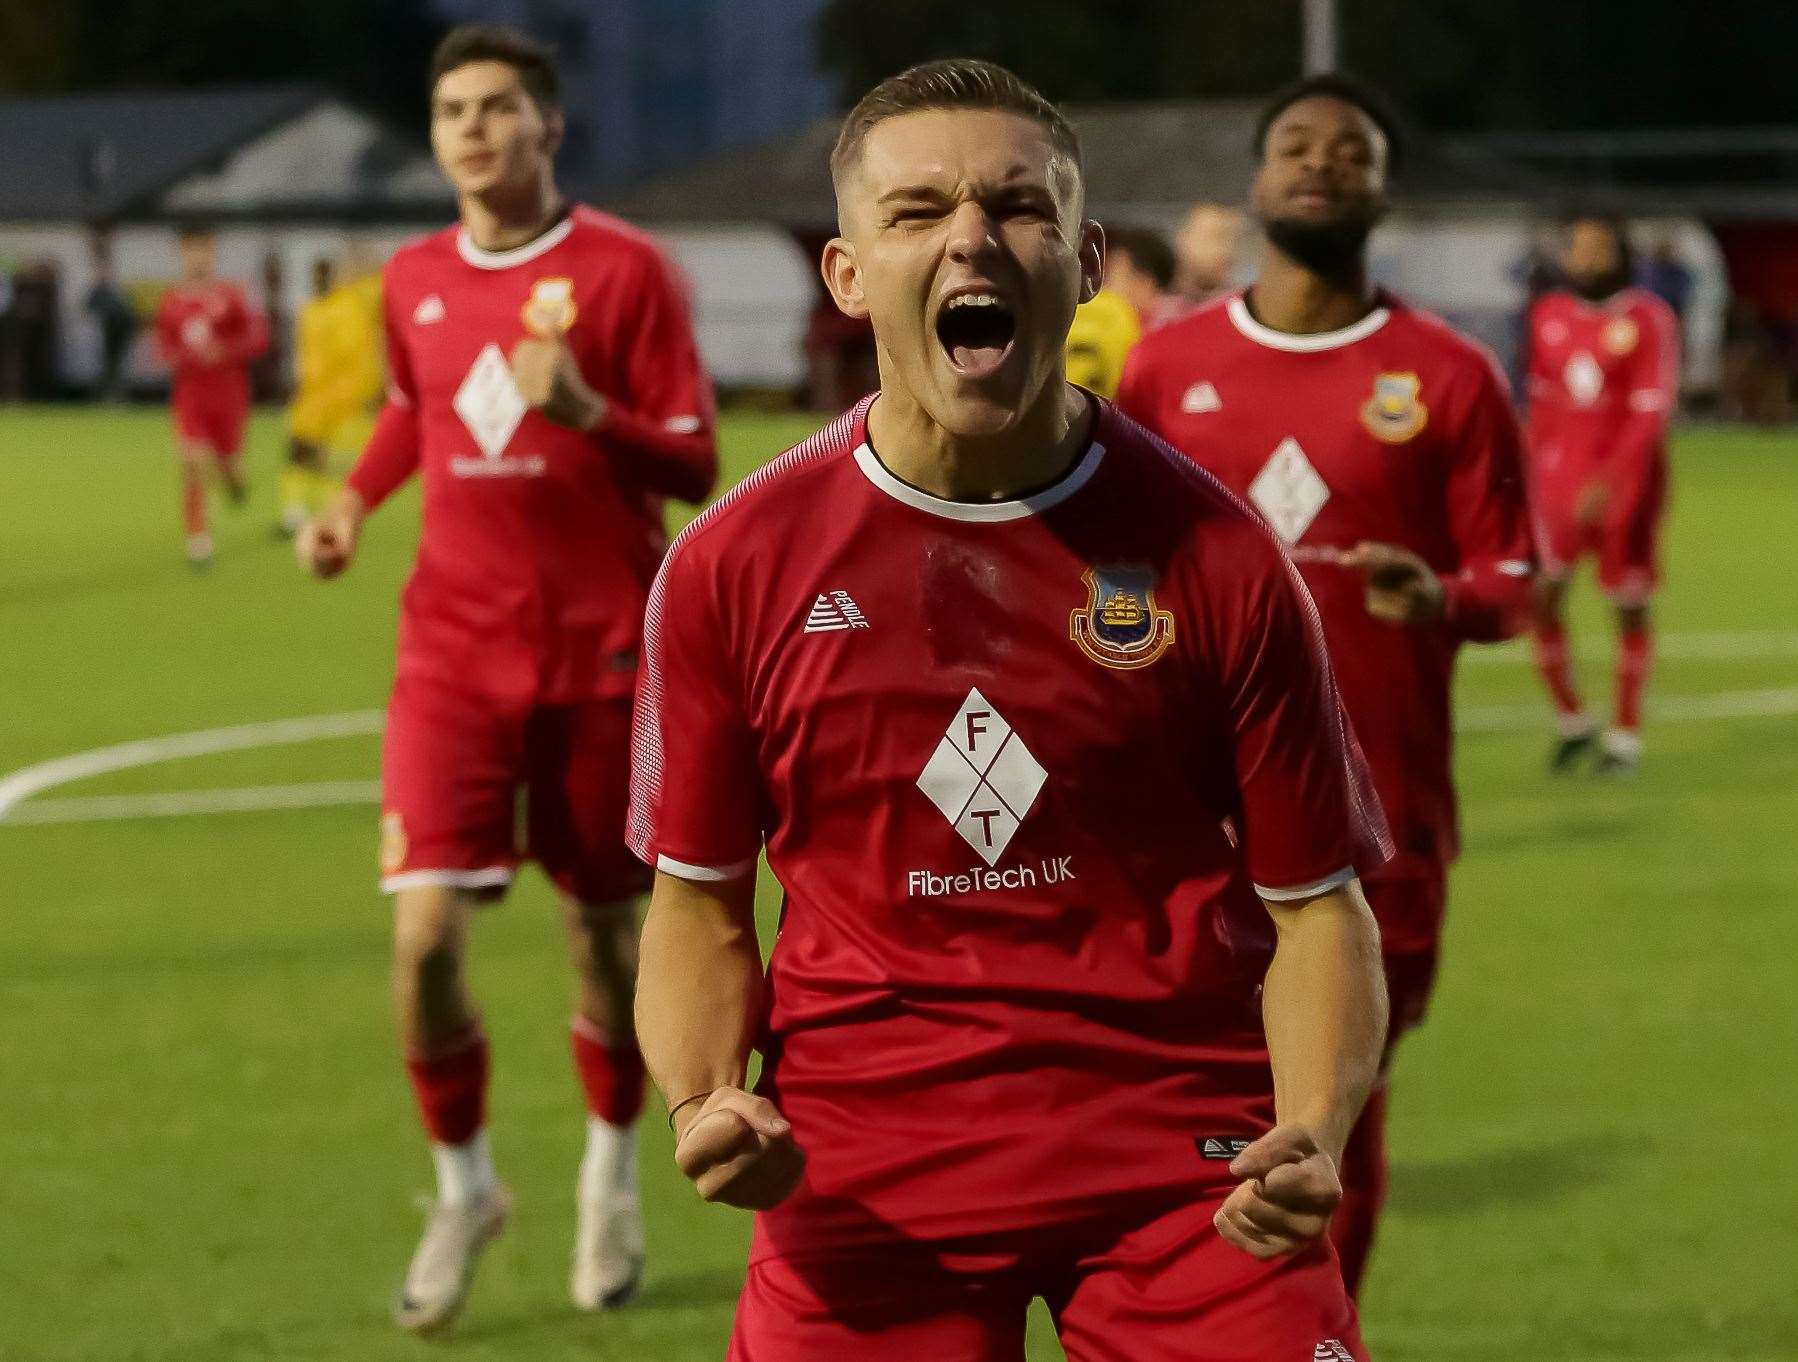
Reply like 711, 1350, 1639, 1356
379, 866, 514, 894
1254, 865, 1357, 902
655, 853, 756, 882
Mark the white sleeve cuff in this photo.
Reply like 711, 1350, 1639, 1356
656, 853, 757, 882
1253, 865, 1357, 902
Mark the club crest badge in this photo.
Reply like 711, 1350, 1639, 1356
1603, 316, 1639, 355
1360, 371, 1428, 444
380, 810, 408, 875
521, 276, 577, 337
1069, 566, 1176, 670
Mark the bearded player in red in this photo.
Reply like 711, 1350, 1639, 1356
153, 224, 268, 567
1526, 216, 1679, 775
296, 26, 716, 1332
1118, 74, 1535, 1299
632, 60, 1392, 1360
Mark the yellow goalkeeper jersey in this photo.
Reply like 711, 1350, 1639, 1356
289, 274, 384, 447
1064, 288, 1141, 399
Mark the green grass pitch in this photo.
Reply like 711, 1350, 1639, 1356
0, 405, 1793, 1360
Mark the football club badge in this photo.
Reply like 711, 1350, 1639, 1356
1360, 371, 1428, 444
521, 276, 578, 337
1069, 566, 1176, 670
1603, 315, 1639, 355
380, 810, 409, 875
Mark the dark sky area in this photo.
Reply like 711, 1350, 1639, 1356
3, 0, 1796, 144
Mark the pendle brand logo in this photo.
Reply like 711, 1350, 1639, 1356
915, 688, 1046, 865
1195, 1136, 1253, 1161
804, 590, 870, 633
1180, 380, 1221, 413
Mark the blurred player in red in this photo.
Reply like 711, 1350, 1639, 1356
1526, 216, 1679, 774
632, 60, 1391, 1361
295, 25, 716, 1332
1118, 74, 1535, 1298
153, 224, 267, 566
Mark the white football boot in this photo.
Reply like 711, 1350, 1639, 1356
570, 1119, 644, 1310
393, 1182, 512, 1333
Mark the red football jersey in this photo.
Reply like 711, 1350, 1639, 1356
1526, 286, 1678, 496
345, 206, 718, 704
629, 395, 1390, 1251
1117, 292, 1532, 926
153, 280, 266, 400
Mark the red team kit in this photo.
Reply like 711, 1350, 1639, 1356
1118, 290, 1535, 1291
345, 206, 715, 905
629, 397, 1392, 1358
1525, 285, 1678, 605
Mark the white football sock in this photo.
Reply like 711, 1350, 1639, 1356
1557, 710, 1597, 740
578, 1117, 637, 1204
431, 1129, 497, 1208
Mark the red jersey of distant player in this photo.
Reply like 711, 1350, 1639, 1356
1117, 291, 1533, 956
346, 205, 717, 706
1525, 286, 1679, 603
628, 396, 1391, 1254
153, 280, 268, 458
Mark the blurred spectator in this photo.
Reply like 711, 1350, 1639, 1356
1, 260, 63, 401
1639, 235, 1694, 325
1105, 227, 1182, 331
1173, 203, 1244, 304
1719, 297, 1790, 424
84, 230, 138, 401
253, 250, 288, 402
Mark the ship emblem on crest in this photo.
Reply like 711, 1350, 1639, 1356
521, 276, 578, 337
1603, 316, 1639, 355
1069, 566, 1176, 670
1359, 371, 1428, 444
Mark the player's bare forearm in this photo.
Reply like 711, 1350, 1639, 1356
635, 869, 763, 1121
1259, 880, 1387, 1161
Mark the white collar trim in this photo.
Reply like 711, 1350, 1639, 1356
1227, 293, 1391, 352
852, 439, 1106, 522
456, 215, 575, 270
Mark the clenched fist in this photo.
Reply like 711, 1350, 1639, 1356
1214, 1123, 1343, 1260
672, 1086, 805, 1210
295, 489, 366, 579
1341, 540, 1446, 627
509, 336, 608, 431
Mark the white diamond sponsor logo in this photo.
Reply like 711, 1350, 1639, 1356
1248, 437, 1330, 544
1564, 350, 1605, 407
916, 688, 1046, 865
1313, 1341, 1355, 1362
1180, 380, 1221, 413
453, 342, 527, 460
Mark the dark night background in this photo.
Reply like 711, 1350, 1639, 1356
3, 0, 1796, 144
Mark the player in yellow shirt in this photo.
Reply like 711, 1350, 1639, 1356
280, 256, 385, 536
1064, 283, 1140, 398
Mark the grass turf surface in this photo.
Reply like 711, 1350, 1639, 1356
0, 406, 1793, 1361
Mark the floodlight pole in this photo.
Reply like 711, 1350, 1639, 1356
1302, 0, 1338, 74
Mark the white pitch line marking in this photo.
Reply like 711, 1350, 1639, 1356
1460, 630, 1798, 665
0, 710, 383, 823
4, 781, 382, 826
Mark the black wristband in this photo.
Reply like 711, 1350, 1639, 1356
667, 1089, 715, 1132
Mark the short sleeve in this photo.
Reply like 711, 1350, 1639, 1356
627, 541, 763, 880
1211, 535, 1393, 899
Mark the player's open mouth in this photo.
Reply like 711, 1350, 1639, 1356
935, 290, 1017, 380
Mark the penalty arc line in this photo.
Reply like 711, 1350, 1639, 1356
0, 710, 385, 824
2, 672, 1797, 829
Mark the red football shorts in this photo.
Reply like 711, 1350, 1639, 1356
172, 389, 249, 461
377, 670, 652, 905
728, 1194, 1366, 1362
1533, 456, 1667, 605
